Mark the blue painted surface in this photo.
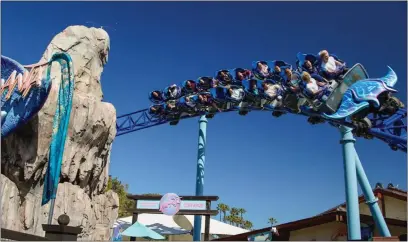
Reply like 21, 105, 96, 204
193, 115, 207, 241
339, 126, 361, 240
354, 151, 391, 237
1, 56, 52, 138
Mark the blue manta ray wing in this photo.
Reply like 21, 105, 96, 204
323, 90, 369, 119
350, 80, 389, 108
382, 66, 397, 87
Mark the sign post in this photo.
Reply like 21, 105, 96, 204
127, 194, 218, 241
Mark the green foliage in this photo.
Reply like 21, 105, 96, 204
216, 203, 253, 230
268, 217, 278, 225
105, 176, 135, 217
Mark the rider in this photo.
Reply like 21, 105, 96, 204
151, 91, 163, 101
248, 79, 260, 95
283, 68, 299, 93
184, 80, 197, 93
216, 70, 233, 86
166, 84, 180, 99
262, 81, 283, 101
255, 61, 270, 79
149, 105, 164, 116
303, 59, 326, 83
198, 93, 222, 112
301, 71, 328, 98
318, 50, 348, 79
235, 68, 250, 82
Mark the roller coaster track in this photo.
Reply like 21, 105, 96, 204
116, 106, 407, 152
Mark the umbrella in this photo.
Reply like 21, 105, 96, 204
122, 222, 165, 240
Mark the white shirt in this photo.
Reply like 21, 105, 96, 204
306, 78, 319, 93
321, 56, 337, 72
230, 88, 244, 99
264, 84, 281, 98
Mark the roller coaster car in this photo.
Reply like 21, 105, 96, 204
182, 80, 197, 95
196, 77, 215, 92
149, 90, 164, 104
163, 85, 182, 100
321, 65, 403, 137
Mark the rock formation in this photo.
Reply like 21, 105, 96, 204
1, 25, 119, 240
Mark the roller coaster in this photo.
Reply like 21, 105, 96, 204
116, 51, 406, 153
114, 50, 407, 241
1, 49, 406, 241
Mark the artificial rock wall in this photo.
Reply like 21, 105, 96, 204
1, 25, 119, 240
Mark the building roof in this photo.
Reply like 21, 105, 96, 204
318, 185, 407, 216
213, 185, 407, 241
115, 214, 249, 236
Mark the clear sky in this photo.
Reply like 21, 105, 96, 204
2, 1, 407, 229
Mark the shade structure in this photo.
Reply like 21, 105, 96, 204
121, 221, 166, 240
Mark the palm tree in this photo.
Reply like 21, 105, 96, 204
238, 208, 246, 220
230, 207, 239, 216
268, 217, 278, 226
216, 204, 222, 221
234, 216, 243, 227
218, 203, 230, 222
224, 215, 233, 225
243, 220, 253, 230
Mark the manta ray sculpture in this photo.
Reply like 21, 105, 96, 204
323, 66, 398, 120
1, 53, 75, 205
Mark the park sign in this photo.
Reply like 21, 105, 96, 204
128, 194, 219, 241
136, 193, 207, 215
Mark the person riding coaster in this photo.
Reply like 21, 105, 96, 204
196, 76, 216, 92
279, 68, 306, 114
148, 90, 164, 104
252, 60, 271, 80
232, 68, 251, 82
178, 94, 200, 114
296, 52, 326, 83
299, 71, 332, 104
260, 81, 284, 110
182, 80, 197, 95
317, 50, 349, 80
197, 92, 222, 118
215, 69, 234, 87
210, 85, 245, 110
149, 104, 165, 118
162, 84, 182, 100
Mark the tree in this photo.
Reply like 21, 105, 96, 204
105, 176, 135, 217
230, 207, 239, 216
242, 220, 253, 230
268, 217, 278, 226
217, 203, 230, 222
238, 208, 246, 220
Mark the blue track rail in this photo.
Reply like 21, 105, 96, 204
116, 107, 407, 152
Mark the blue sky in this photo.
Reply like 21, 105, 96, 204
2, 1, 407, 229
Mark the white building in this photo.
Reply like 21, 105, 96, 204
114, 214, 249, 240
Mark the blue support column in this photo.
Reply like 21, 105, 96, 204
193, 115, 208, 241
354, 150, 391, 237
339, 126, 361, 240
